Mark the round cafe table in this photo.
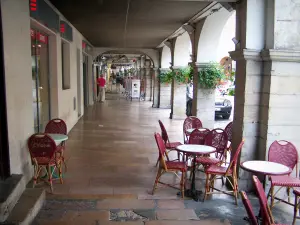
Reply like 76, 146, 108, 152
240, 160, 291, 176
186, 128, 207, 135
176, 144, 216, 201
240, 160, 291, 223
48, 133, 68, 146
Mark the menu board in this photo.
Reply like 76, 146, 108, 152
131, 79, 140, 98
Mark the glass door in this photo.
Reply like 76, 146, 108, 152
31, 29, 50, 132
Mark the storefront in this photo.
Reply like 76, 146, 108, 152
31, 29, 50, 132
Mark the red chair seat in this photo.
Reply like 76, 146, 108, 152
206, 164, 232, 175
166, 161, 187, 172
195, 156, 221, 166
270, 175, 300, 187
166, 142, 182, 149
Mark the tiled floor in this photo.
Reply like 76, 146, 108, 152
32, 91, 298, 224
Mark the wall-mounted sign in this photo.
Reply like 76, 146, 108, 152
30, 29, 48, 44
60, 20, 73, 42
30, 0, 59, 32
82, 40, 92, 53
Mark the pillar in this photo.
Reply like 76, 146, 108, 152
159, 68, 172, 109
144, 61, 152, 101
195, 63, 215, 129
170, 67, 187, 119
152, 67, 159, 108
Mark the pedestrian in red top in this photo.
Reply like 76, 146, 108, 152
97, 74, 106, 102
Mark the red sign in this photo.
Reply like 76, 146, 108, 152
82, 41, 86, 49
30, 29, 35, 39
37, 32, 48, 44
60, 23, 65, 33
30, 0, 37, 11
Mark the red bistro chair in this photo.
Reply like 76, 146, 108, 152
267, 140, 300, 208
155, 120, 182, 166
45, 118, 67, 170
203, 139, 244, 205
183, 116, 202, 144
253, 175, 288, 225
152, 133, 187, 198
28, 133, 63, 193
224, 122, 233, 164
195, 128, 228, 169
241, 191, 259, 225
188, 128, 210, 179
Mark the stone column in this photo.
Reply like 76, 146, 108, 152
152, 67, 159, 108
159, 68, 171, 109
195, 63, 215, 129
170, 67, 187, 119
145, 66, 152, 101
229, 0, 267, 190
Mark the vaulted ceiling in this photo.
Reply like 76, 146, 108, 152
49, 0, 212, 48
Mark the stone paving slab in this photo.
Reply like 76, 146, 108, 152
156, 209, 199, 220
97, 199, 155, 209
145, 220, 231, 225
61, 210, 110, 222
157, 200, 185, 209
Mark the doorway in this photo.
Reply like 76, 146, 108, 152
82, 54, 88, 107
31, 29, 51, 133
77, 49, 82, 117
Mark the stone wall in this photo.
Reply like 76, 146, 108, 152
172, 82, 187, 119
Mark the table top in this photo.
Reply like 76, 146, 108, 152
240, 160, 292, 176
47, 133, 68, 143
176, 144, 216, 154
186, 128, 208, 134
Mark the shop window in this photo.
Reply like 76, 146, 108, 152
61, 41, 71, 90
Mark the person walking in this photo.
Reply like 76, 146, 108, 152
97, 74, 106, 102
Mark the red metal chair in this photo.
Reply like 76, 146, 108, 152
253, 175, 288, 225
45, 118, 67, 170
203, 139, 244, 205
28, 133, 63, 193
195, 128, 228, 169
224, 122, 233, 164
241, 191, 259, 225
155, 120, 182, 166
188, 128, 210, 179
267, 140, 300, 208
152, 133, 187, 198
183, 116, 203, 144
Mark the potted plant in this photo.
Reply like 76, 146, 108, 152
174, 66, 193, 84
198, 63, 226, 89
159, 70, 174, 84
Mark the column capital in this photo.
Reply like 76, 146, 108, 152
229, 49, 262, 61
261, 49, 300, 62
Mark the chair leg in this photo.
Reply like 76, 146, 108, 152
287, 187, 291, 203
293, 195, 299, 225
152, 168, 162, 195
233, 176, 238, 205
58, 162, 63, 184
33, 165, 40, 188
270, 186, 275, 208
180, 171, 185, 199
48, 165, 54, 193
155, 157, 160, 167
204, 173, 210, 202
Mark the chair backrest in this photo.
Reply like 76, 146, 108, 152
28, 133, 57, 160
204, 128, 228, 157
224, 122, 233, 142
268, 140, 298, 175
154, 132, 168, 169
226, 139, 245, 174
45, 118, 67, 135
188, 128, 210, 145
158, 120, 169, 144
183, 117, 203, 134
241, 191, 258, 225
252, 175, 274, 225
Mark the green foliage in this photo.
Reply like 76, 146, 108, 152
228, 88, 235, 96
174, 66, 193, 84
159, 70, 174, 84
198, 63, 226, 89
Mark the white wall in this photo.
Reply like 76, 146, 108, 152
0, 0, 93, 181
197, 8, 234, 63
161, 46, 171, 68
174, 32, 191, 67
1, 0, 34, 181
